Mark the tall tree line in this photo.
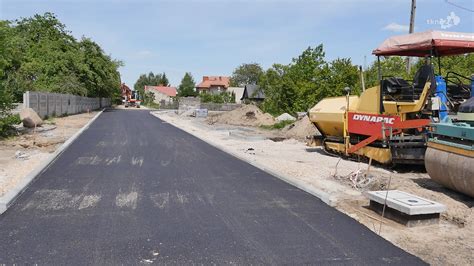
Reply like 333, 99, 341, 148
232, 45, 474, 116
0, 13, 122, 101
255, 45, 360, 115
0, 12, 122, 135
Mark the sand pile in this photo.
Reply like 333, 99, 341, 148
276, 113, 296, 122
207, 105, 275, 127
283, 115, 320, 140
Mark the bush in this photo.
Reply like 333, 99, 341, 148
200, 92, 234, 104
145, 102, 160, 109
260, 120, 294, 130
0, 114, 20, 137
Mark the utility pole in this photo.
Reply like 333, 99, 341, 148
359, 66, 366, 92
406, 0, 416, 74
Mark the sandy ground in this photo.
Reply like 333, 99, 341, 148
0, 111, 98, 197
152, 110, 473, 266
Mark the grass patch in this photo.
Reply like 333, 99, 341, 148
44, 116, 56, 125
260, 120, 294, 130
144, 102, 160, 109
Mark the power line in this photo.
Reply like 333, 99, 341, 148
445, 0, 474, 13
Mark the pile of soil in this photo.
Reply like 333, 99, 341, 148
207, 105, 275, 127
283, 115, 320, 140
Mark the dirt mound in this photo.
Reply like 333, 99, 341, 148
276, 113, 296, 122
207, 105, 275, 127
283, 115, 320, 140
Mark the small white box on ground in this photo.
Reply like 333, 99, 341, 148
366, 190, 446, 215
194, 109, 208, 118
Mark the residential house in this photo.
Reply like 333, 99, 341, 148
196, 76, 230, 94
144, 85, 177, 104
241, 84, 265, 103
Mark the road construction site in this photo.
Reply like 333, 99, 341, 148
152, 105, 473, 265
0, 103, 471, 264
0, 109, 426, 265
1, 29, 473, 265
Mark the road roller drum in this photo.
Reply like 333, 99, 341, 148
425, 146, 474, 198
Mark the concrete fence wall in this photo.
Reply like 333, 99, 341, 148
160, 100, 178, 110
200, 102, 242, 111
178, 97, 201, 114
23, 91, 111, 119
177, 97, 242, 113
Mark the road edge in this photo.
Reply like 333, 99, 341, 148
150, 111, 337, 206
0, 109, 105, 215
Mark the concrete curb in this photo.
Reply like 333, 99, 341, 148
0, 109, 105, 215
150, 112, 337, 207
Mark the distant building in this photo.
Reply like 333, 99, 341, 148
144, 85, 177, 104
227, 87, 245, 104
196, 76, 230, 94
241, 84, 265, 103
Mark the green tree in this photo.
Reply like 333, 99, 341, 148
160, 72, 169, 86
412, 54, 474, 78
260, 64, 296, 115
178, 72, 196, 97
134, 74, 148, 100
0, 20, 15, 116
0, 13, 122, 102
78, 38, 123, 98
260, 45, 361, 115
230, 63, 263, 87
10, 13, 86, 97
364, 56, 408, 88
363, 55, 474, 89
133, 71, 164, 100
149, 72, 163, 85
287, 45, 327, 112
144, 91, 156, 106
325, 58, 360, 97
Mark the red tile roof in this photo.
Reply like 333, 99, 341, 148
196, 76, 230, 89
145, 86, 177, 97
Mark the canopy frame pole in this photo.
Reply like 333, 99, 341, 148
377, 56, 384, 114
437, 56, 442, 76
377, 56, 382, 81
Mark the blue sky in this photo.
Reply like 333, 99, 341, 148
1, 0, 473, 87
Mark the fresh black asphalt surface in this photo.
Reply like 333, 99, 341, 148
0, 109, 425, 264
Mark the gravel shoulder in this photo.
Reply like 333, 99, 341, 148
152, 110, 473, 266
0, 111, 99, 198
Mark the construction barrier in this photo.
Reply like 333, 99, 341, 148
23, 91, 111, 119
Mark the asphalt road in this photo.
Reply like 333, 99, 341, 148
0, 109, 425, 265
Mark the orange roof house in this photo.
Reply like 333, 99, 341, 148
145, 85, 177, 97
196, 76, 230, 94
145, 85, 177, 104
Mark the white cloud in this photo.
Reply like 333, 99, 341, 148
383, 22, 409, 33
